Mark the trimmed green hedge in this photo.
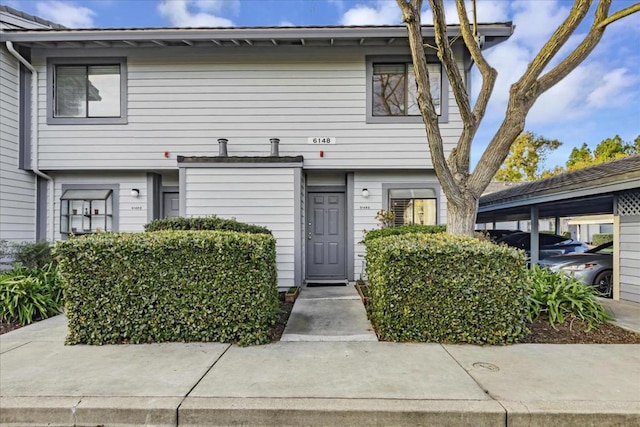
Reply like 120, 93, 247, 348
592, 233, 613, 246
145, 216, 271, 235
363, 224, 446, 243
365, 233, 529, 344
54, 231, 278, 346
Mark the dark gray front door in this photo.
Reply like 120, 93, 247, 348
306, 192, 346, 279
163, 192, 179, 218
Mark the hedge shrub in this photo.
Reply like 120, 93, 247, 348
591, 233, 613, 246
54, 230, 278, 346
363, 224, 446, 243
365, 233, 529, 344
145, 216, 271, 235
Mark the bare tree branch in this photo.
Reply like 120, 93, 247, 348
515, 0, 592, 92
450, 0, 497, 178
596, 2, 640, 28
428, 0, 474, 130
397, 0, 463, 204
537, 0, 614, 92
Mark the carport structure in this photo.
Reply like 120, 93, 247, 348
477, 156, 640, 303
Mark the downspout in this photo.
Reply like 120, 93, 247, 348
6, 41, 55, 242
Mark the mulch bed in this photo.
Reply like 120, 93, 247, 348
3, 300, 638, 345
522, 315, 640, 344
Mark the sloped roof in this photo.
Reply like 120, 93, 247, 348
0, 5, 66, 29
480, 155, 640, 208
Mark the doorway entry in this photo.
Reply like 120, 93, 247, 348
163, 192, 179, 218
306, 191, 347, 281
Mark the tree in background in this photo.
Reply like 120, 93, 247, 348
566, 135, 638, 171
495, 132, 562, 182
396, 0, 640, 235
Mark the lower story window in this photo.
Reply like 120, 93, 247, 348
389, 188, 437, 226
60, 189, 114, 235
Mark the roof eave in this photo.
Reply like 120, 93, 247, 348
0, 23, 513, 46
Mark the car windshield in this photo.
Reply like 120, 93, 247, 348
586, 242, 613, 255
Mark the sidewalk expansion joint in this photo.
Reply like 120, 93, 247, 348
176, 343, 232, 425
0, 340, 32, 355
441, 345, 501, 402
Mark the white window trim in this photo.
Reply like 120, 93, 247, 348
366, 55, 449, 124
47, 57, 128, 125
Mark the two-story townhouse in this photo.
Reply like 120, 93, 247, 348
0, 6, 64, 248
0, 21, 512, 288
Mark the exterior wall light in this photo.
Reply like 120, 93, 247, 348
362, 188, 369, 198
131, 188, 140, 198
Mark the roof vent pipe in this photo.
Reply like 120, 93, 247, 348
217, 138, 228, 157
270, 138, 280, 157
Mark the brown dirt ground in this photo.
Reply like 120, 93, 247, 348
3, 300, 638, 344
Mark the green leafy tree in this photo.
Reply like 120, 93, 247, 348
495, 132, 562, 182
566, 135, 638, 171
566, 143, 593, 171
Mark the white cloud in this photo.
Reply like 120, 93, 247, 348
279, 20, 295, 27
194, 0, 240, 15
158, 0, 235, 27
340, 0, 401, 26
421, 0, 508, 25
35, 1, 95, 28
586, 68, 638, 109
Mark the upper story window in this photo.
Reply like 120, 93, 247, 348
373, 63, 441, 117
47, 57, 127, 125
366, 56, 448, 124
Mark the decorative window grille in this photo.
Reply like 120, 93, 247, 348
617, 190, 640, 216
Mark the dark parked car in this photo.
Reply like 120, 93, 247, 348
538, 242, 613, 298
476, 229, 521, 242
495, 232, 589, 258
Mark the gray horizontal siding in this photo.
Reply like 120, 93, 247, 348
184, 167, 297, 287
0, 47, 35, 243
32, 46, 462, 170
50, 173, 149, 240
352, 170, 446, 280
619, 216, 640, 303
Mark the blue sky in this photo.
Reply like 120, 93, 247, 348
6, 0, 640, 170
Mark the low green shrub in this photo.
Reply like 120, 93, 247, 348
54, 230, 278, 346
0, 263, 63, 325
591, 233, 613, 246
11, 241, 54, 270
363, 224, 446, 243
144, 216, 271, 235
527, 265, 611, 330
365, 233, 528, 344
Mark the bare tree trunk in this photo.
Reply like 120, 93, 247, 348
446, 190, 479, 236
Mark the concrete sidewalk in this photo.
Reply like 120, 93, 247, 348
1, 315, 639, 426
281, 286, 377, 342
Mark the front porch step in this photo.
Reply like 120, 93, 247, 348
280, 286, 378, 342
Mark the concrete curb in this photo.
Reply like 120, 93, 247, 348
0, 396, 182, 427
501, 400, 640, 427
178, 398, 506, 426
3, 396, 638, 426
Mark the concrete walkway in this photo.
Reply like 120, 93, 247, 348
601, 298, 640, 332
281, 285, 377, 342
1, 315, 639, 426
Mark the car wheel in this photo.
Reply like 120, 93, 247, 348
594, 270, 613, 298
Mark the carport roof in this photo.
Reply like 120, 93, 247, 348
477, 155, 640, 222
